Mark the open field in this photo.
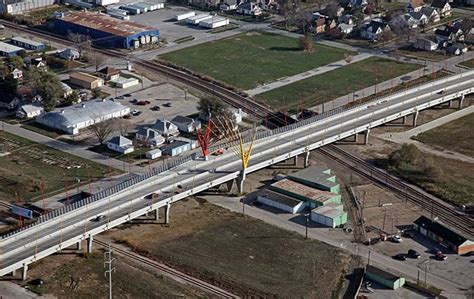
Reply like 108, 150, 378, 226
110, 198, 350, 297
459, 59, 474, 68
413, 113, 474, 158
159, 31, 351, 90
255, 57, 420, 110
0, 131, 119, 202
24, 252, 207, 298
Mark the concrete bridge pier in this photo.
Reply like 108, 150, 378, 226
87, 235, 93, 254
363, 129, 371, 145
153, 208, 159, 221
165, 203, 170, 224
304, 151, 310, 168
226, 179, 235, 192
77, 241, 82, 251
459, 95, 465, 109
294, 155, 298, 166
237, 170, 246, 194
22, 263, 28, 281
386, 116, 408, 126
11, 270, 16, 277
412, 110, 419, 127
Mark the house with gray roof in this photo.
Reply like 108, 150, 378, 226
16, 104, 44, 119
107, 135, 134, 154
171, 115, 201, 133
135, 127, 165, 147
153, 118, 179, 137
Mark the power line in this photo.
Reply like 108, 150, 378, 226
104, 244, 115, 299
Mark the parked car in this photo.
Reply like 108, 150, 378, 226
151, 105, 161, 111
116, 95, 125, 100
124, 93, 132, 97
393, 253, 407, 261
163, 102, 172, 107
131, 110, 141, 116
130, 99, 138, 104
432, 248, 443, 255
391, 235, 403, 243
137, 100, 151, 106
408, 249, 421, 259
435, 252, 447, 261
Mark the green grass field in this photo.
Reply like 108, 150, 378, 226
255, 57, 420, 110
413, 113, 474, 158
0, 131, 119, 202
159, 31, 352, 90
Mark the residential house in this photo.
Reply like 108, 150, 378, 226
107, 135, 134, 154
256, 0, 277, 10
16, 104, 44, 119
171, 115, 201, 133
338, 14, 354, 25
431, 0, 451, 17
391, 14, 418, 29
61, 82, 74, 99
135, 127, 165, 146
315, 18, 327, 34
0, 89, 19, 109
408, 11, 428, 25
435, 25, 464, 42
24, 57, 47, 71
342, 0, 367, 9
360, 20, 391, 40
406, 0, 425, 12
413, 38, 438, 51
338, 23, 355, 34
10, 68, 23, 80
220, 0, 239, 11
230, 108, 245, 124
58, 48, 80, 60
420, 7, 440, 23
153, 118, 179, 137
96, 66, 120, 81
446, 43, 468, 55
69, 72, 104, 90
236, 2, 263, 16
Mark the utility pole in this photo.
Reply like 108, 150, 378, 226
104, 245, 115, 299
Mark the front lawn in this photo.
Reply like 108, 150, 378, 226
255, 57, 420, 110
159, 31, 352, 90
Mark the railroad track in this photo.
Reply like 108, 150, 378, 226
0, 201, 13, 210
93, 239, 239, 298
319, 145, 474, 238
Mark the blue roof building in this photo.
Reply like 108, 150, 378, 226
11, 37, 45, 51
0, 41, 23, 57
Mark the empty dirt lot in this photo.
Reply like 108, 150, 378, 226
107, 197, 350, 298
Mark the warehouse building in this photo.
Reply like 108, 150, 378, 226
311, 203, 347, 228
69, 72, 104, 90
199, 16, 229, 29
366, 266, 405, 290
289, 165, 340, 194
10, 36, 45, 51
53, 11, 160, 49
269, 179, 341, 209
36, 100, 130, 135
414, 216, 474, 255
0, 0, 55, 15
0, 41, 23, 57
257, 189, 306, 214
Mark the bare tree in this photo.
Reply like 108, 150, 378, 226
90, 119, 115, 144
379, 29, 393, 42
115, 118, 132, 136
67, 31, 91, 58
299, 34, 315, 52
344, 53, 353, 64
89, 52, 109, 72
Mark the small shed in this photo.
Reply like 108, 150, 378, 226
163, 140, 191, 156
257, 189, 306, 214
110, 77, 139, 89
366, 265, 405, 290
146, 148, 162, 159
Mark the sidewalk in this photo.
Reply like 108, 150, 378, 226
246, 53, 372, 96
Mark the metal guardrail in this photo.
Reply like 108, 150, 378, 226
2, 70, 472, 240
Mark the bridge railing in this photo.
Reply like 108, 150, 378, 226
2, 70, 472, 240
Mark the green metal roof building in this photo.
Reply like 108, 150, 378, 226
288, 165, 340, 194
366, 265, 405, 290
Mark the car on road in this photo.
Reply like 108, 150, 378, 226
435, 252, 447, 261
124, 93, 132, 97
163, 102, 172, 107
391, 235, 403, 243
116, 96, 125, 100
393, 253, 407, 261
151, 105, 161, 111
145, 192, 159, 199
408, 249, 421, 259
437, 90, 445, 95
92, 215, 106, 222
131, 110, 141, 116
212, 148, 225, 156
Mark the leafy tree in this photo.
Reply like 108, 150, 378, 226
299, 34, 315, 53
64, 90, 80, 106
0, 64, 9, 79
198, 97, 229, 118
17, 50, 27, 58
7, 56, 24, 70
27, 69, 63, 111
92, 88, 101, 99
389, 143, 421, 168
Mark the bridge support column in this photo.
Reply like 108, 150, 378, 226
459, 95, 465, 109
87, 236, 93, 254
294, 155, 298, 166
153, 209, 159, 221
22, 264, 28, 281
363, 129, 370, 145
165, 203, 170, 224
413, 110, 419, 127
226, 179, 235, 192
11, 270, 16, 277
237, 170, 246, 194
77, 241, 82, 251
304, 151, 310, 168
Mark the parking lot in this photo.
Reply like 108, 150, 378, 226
130, 5, 237, 43
370, 232, 474, 289
112, 83, 200, 126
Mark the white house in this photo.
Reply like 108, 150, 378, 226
171, 115, 201, 133
146, 148, 162, 159
11, 68, 23, 79
338, 23, 354, 34
406, 0, 425, 12
420, 7, 440, 23
230, 108, 245, 124
16, 104, 43, 119
61, 82, 73, 99
107, 135, 134, 154
391, 14, 418, 29
431, 0, 451, 17
135, 127, 165, 146
153, 118, 179, 137
413, 38, 438, 51
360, 20, 391, 40
58, 48, 80, 60
220, 0, 239, 10
408, 11, 428, 25
237, 2, 263, 16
